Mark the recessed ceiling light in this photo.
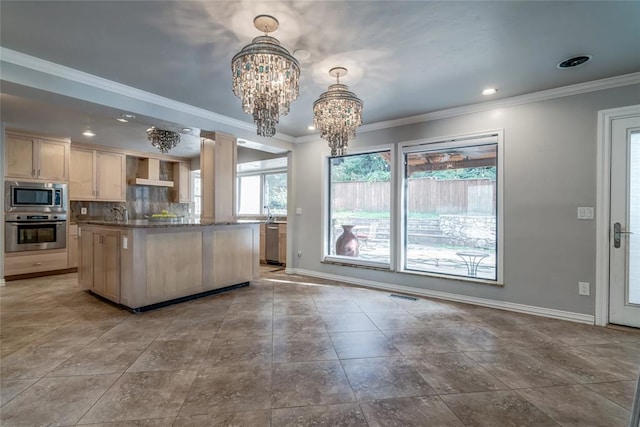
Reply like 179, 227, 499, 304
82, 130, 96, 137
308, 125, 316, 130
121, 113, 136, 119
557, 55, 592, 69
238, 140, 247, 145
180, 128, 192, 133
482, 88, 497, 96
116, 117, 129, 123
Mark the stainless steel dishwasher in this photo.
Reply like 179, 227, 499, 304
265, 224, 280, 264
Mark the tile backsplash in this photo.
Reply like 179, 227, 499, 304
70, 157, 191, 221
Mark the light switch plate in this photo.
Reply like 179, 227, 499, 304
577, 207, 594, 220
81, 207, 87, 215
296, 208, 303, 215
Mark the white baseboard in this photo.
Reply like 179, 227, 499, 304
288, 268, 595, 325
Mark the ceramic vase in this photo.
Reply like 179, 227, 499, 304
336, 225, 359, 257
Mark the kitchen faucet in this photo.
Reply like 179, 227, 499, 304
112, 205, 128, 222
264, 205, 273, 222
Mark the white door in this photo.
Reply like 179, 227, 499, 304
609, 114, 640, 327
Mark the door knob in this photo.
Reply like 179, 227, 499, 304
613, 222, 633, 248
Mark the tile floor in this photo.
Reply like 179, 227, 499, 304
1, 269, 639, 426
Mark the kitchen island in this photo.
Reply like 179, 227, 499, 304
77, 219, 260, 311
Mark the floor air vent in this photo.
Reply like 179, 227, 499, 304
390, 294, 418, 301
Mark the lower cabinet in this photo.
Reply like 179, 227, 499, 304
78, 226, 120, 303
278, 223, 287, 265
4, 250, 68, 276
259, 223, 266, 263
68, 224, 78, 268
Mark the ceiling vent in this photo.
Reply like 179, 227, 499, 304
557, 55, 592, 69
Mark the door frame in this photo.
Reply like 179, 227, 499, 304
595, 104, 640, 326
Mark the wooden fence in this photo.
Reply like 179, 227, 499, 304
332, 178, 496, 214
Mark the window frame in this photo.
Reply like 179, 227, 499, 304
322, 144, 395, 269
397, 130, 504, 285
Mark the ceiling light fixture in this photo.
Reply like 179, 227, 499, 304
180, 127, 192, 133
116, 117, 129, 123
308, 125, 316, 131
313, 67, 363, 157
231, 14, 300, 138
82, 130, 96, 137
482, 88, 497, 96
146, 127, 181, 154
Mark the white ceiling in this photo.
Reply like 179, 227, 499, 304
1, 1, 639, 157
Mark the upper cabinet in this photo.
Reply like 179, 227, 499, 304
172, 161, 191, 203
70, 146, 126, 201
5, 132, 70, 181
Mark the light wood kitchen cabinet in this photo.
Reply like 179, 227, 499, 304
78, 226, 120, 302
70, 147, 126, 201
68, 223, 78, 268
5, 132, 70, 181
4, 250, 68, 276
278, 223, 287, 265
259, 223, 266, 263
172, 161, 191, 203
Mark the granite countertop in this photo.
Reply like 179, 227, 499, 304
77, 219, 261, 228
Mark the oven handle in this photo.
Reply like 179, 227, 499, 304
5, 221, 66, 226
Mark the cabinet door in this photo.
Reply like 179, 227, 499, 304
93, 233, 106, 295
70, 148, 96, 200
78, 228, 94, 290
259, 223, 266, 263
5, 134, 35, 178
278, 224, 287, 265
68, 224, 78, 268
37, 139, 69, 181
101, 231, 120, 302
172, 162, 191, 203
96, 152, 126, 201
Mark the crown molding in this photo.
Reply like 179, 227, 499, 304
353, 72, 640, 135
0, 47, 296, 143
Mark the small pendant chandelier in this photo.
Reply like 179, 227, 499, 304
146, 127, 181, 154
313, 67, 363, 156
231, 15, 300, 138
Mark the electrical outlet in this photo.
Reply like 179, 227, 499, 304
297, 250, 302, 258
81, 207, 87, 215
578, 282, 590, 296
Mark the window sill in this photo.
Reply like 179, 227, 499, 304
322, 257, 391, 272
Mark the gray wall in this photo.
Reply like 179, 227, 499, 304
289, 84, 640, 315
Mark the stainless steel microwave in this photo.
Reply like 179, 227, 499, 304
4, 181, 67, 213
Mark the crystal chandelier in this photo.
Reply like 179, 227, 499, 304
146, 128, 181, 154
313, 67, 363, 156
231, 15, 300, 137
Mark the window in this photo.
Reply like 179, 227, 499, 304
237, 171, 288, 216
238, 175, 261, 215
326, 149, 392, 266
402, 134, 501, 281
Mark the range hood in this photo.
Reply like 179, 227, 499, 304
128, 158, 174, 187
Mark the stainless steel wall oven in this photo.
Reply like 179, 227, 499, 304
5, 213, 67, 253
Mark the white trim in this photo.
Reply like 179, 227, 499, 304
595, 104, 640, 326
0, 47, 296, 143
355, 73, 640, 135
289, 268, 594, 324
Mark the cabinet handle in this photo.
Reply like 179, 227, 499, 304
32, 169, 36, 176
32, 262, 42, 266
37, 169, 40, 177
